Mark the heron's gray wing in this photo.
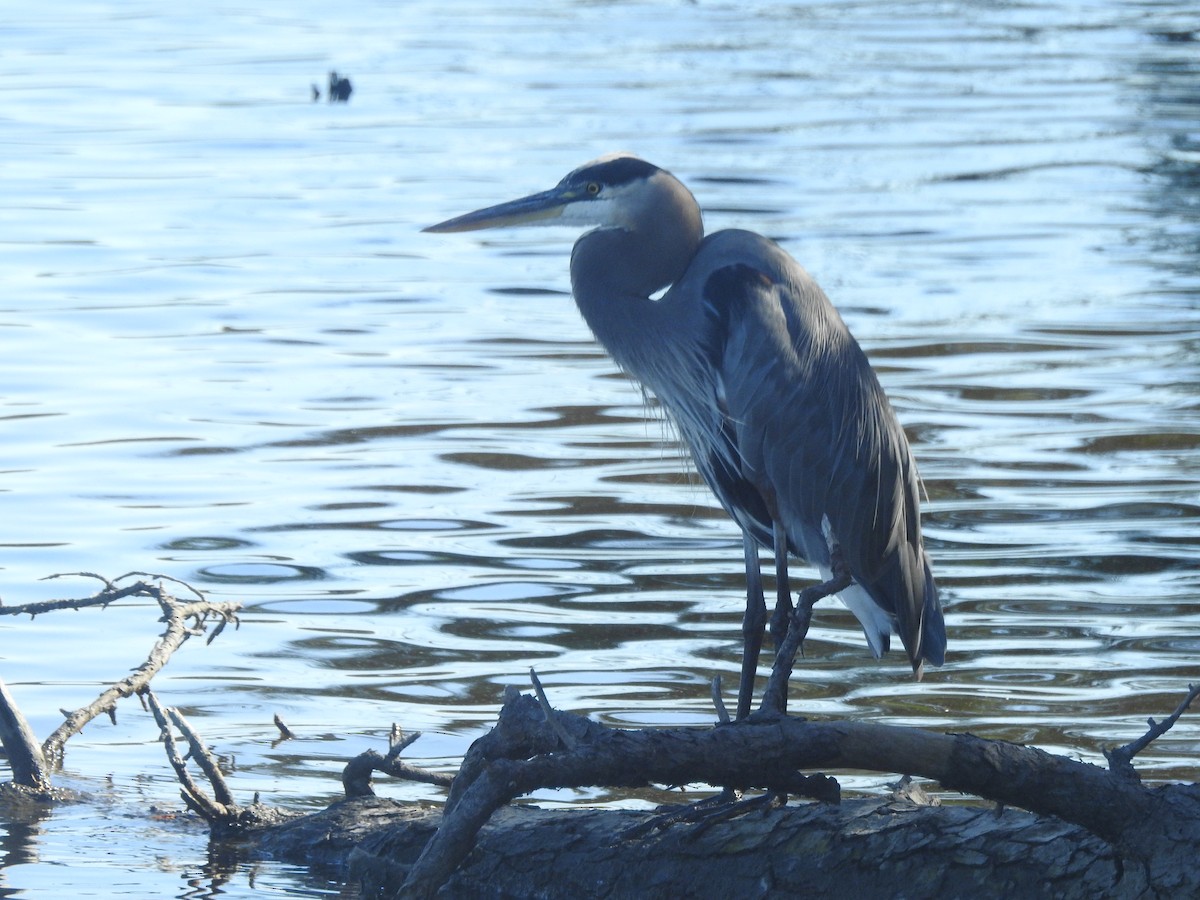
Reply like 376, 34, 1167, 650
703, 259, 944, 670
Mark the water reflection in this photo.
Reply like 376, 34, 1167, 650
1134, 24, 1200, 271
0, 817, 47, 898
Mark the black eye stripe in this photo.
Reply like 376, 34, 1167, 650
562, 156, 661, 192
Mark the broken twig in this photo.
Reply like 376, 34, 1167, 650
530, 668, 576, 750
144, 688, 237, 823
1105, 683, 1200, 782
342, 729, 454, 799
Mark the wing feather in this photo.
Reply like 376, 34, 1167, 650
701, 252, 944, 671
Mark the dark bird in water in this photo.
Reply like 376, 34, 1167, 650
425, 155, 946, 717
327, 71, 352, 103
314, 71, 353, 102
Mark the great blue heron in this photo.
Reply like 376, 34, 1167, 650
425, 154, 946, 719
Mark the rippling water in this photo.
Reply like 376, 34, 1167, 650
2, 1, 1198, 896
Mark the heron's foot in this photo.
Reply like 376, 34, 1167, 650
621, 787, 743, 839
745, 705, 803, 724
621, 788, 786, 840
685, 789, 788, 838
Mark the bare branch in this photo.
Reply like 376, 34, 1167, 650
143, 692, 296, 836
1105, 683, 1200, 782
40, 571, 118, 591
402, 686, 1188, 899
170, 706, 236, 809
387, 725, 421, 760
342, 727, 455, 799
118, 571, 207, 602
144, 689, 234, 822
37, 580, 240, 765
1, 572, 224, 621
530, 668, 576, 750
2, 577, 146, 618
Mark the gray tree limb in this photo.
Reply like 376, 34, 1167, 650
0, 573, 241, 781
0, 677, 51, 790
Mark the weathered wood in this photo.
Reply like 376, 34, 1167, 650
256, 794, 1155, 899
396, 692, 1200, 897
11, 575, 243, 765
0, 678, 51, 790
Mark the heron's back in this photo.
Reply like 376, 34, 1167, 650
666, 230, 945, 672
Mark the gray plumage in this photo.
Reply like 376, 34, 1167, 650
426, 154, 945, 717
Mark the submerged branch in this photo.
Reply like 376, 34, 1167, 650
144, 689, 236, 821
342, 748, 456, 800
0, 677, 51, 790
342, 726, 454, 800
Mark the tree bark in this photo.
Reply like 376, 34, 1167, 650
0, 678, 51, 790
252, 794, 1154, 899
223, 689, 1200, 899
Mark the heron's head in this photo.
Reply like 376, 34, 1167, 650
423, 154, 689, 235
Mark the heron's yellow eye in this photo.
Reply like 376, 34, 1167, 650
586, 182, 601, 196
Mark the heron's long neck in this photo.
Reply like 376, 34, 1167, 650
569, 221, 702, 390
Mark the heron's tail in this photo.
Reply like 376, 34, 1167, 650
912, 556, 946, 679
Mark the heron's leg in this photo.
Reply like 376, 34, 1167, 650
768, 519, 792, 653
737, 531, 766, 721
757, 558, 853, 718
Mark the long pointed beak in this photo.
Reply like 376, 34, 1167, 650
423, 186, 580, 233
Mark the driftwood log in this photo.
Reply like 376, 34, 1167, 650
220, 580, 1200, 899
258, 796, 1133, 898
207, 685, 1199, 899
